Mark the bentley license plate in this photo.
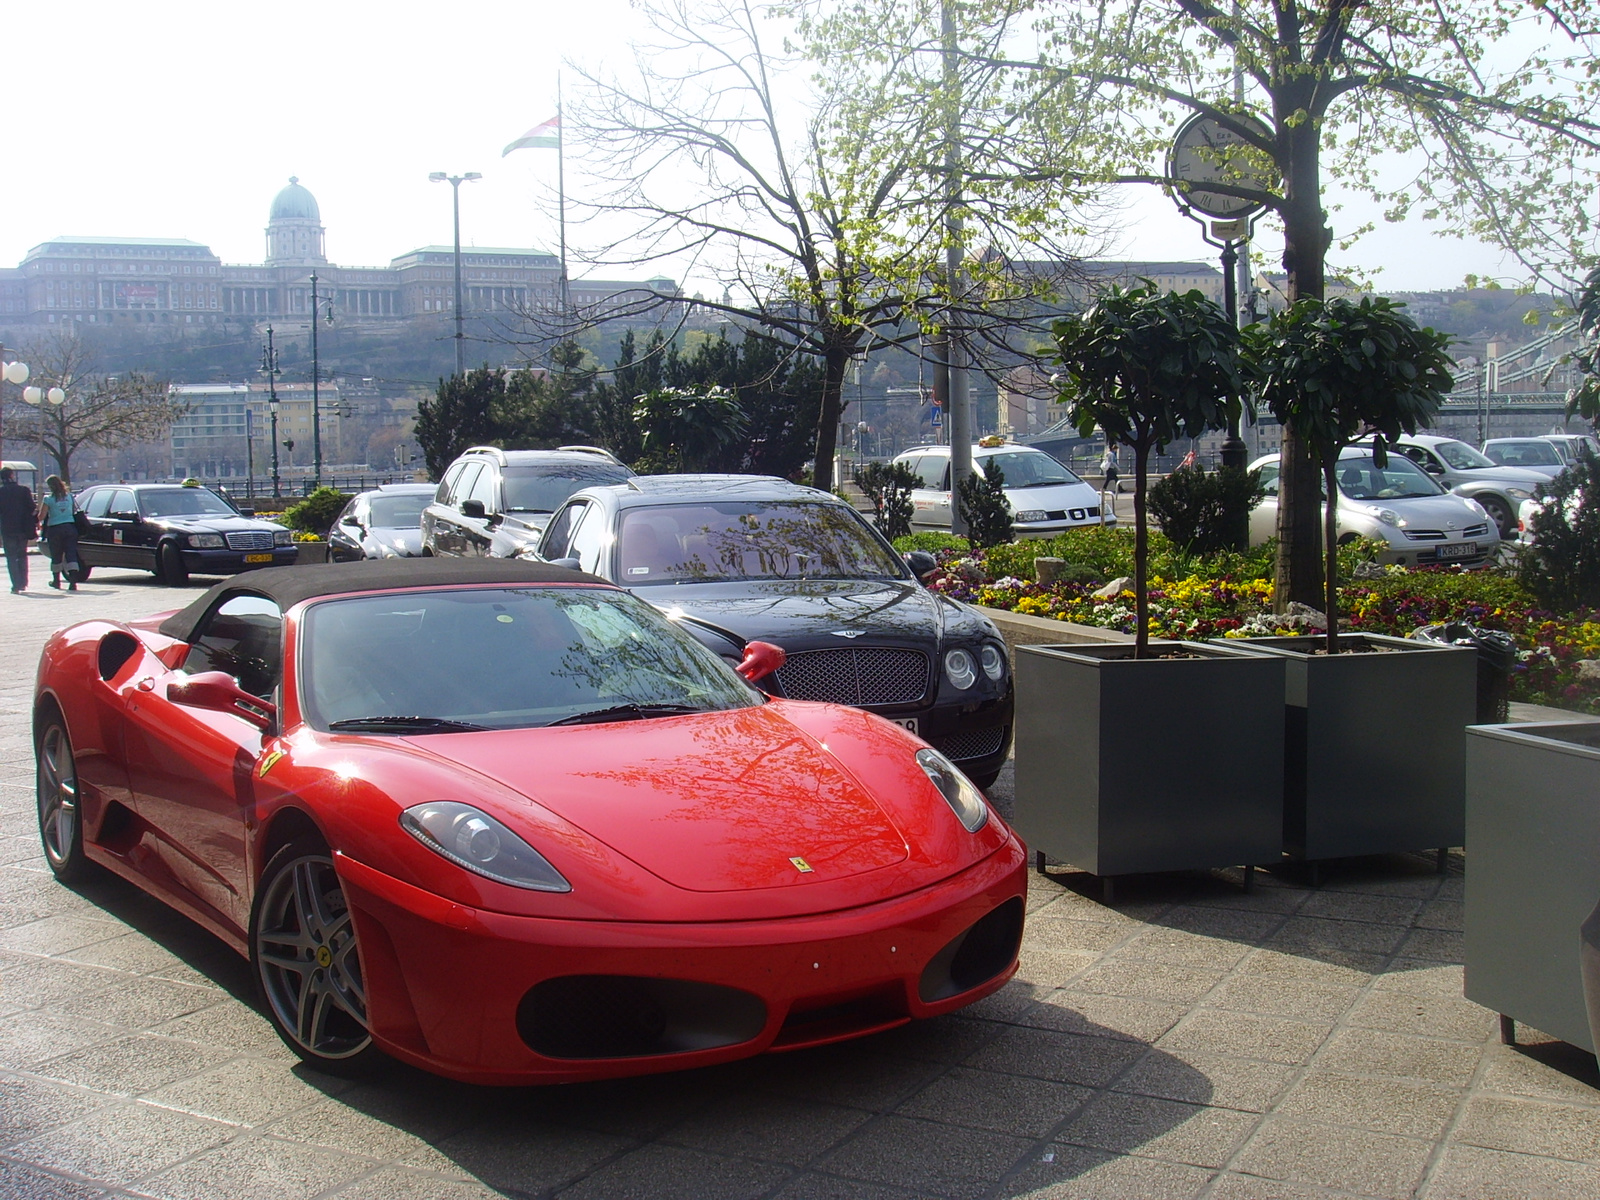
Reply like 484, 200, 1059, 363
1437, 542, 1476, 559
244, 553, 274, 563
888, 717, 919, 734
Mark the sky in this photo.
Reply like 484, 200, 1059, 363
0, 0, 1556, 296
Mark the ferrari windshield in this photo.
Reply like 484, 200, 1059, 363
300, 587, 760, 732
501, 463, 631, 514
617, 501, 906, 584
138, 488, 236, 518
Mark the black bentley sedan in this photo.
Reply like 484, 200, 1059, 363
537, 475, 1014, 787
74, 482, 297, 585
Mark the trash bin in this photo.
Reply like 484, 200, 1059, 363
1413, 622, 1517, 723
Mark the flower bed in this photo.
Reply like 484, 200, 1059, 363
902, 529, 1600, 713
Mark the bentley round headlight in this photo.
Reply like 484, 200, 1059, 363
400, 801, 571, 892
916, 748, 989, 832
944, 647, 977, 690
979, 643, 1005, 681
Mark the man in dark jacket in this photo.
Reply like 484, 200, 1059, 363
0, 467, 37, 592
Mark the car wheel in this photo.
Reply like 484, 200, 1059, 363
70, 565, 92, 583
158, 541, 189, 586
37, 718, 94, 884
1477, 495, 1513, 539
251, 838, 380, 1073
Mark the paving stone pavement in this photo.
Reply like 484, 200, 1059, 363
2, 567, 1599, 1199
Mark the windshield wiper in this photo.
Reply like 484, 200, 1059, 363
548, 703, 708, 727
328, 715, 490, 733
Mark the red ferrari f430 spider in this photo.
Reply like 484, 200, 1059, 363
33, 560, 1026, 1084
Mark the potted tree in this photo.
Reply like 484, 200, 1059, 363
1237, 297, 1476, 869
1012, 284, 1285, 899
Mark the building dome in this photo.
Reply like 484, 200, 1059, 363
270, 177, 320, 222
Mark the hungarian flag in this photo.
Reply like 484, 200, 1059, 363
504, 116, 560, 156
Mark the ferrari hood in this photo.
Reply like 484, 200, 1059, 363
403, 704, 911, 893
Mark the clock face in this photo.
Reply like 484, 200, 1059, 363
1169, 114, 1274, 218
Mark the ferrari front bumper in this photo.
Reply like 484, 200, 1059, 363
334, 837, 1027, 1085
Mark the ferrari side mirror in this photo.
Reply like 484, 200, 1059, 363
168, 671, 277, 731
735, 640, 786, 683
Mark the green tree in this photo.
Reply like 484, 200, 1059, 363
956, 458, 1014, 548
1246, 296, 1454, 653
633, 385, 751, 473
414, 367, 506, 479
1521, 450, 1600, 612
1052, 283, 1243, 656
855, 461, 919, 540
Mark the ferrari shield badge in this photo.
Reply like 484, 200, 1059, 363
257, 750, 285, 779
789, 856, 814, 873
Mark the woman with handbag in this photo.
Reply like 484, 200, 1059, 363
36, 475, 82, 592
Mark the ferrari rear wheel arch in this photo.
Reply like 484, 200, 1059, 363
250, 835, 381, 1074
36, 709, 94, 884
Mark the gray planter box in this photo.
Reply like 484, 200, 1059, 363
1013, 641, 1285, 882
1464, 720, 1600, 1055
1233, 633, 1475, 862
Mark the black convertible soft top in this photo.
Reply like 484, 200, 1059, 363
156, 558, 609, 643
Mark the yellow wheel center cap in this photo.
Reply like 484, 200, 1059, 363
315, 946, 333, 968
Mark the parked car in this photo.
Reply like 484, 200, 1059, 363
1541, 433, 1600, 465
1353, 434, 1545, 538
422, 445, 634, 559
74, 482, 296, 585
891, 442, 1113, 537
32, 558, 1026, 1082
538, 474, 1015, 786
1481, 438, 1566, 479
1248, 450, 1499, 567
327, 483, 436, 562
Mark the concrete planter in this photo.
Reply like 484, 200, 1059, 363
1231, 633, 1475, 863
295, 541, 329, 564
1464, 720, 1600, 1055
1013, 641, 1284, 893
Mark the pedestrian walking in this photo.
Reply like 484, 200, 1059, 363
37, 476, 81, 592
1179, 447, 1198, 470
1099, 444, 1120, 494
0, 467, 36, 593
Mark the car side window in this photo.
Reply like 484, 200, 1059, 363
83, 489, 112, 518
466, 465, 499, 513
898, 456, 923, 485
109, 489, 136, 517
436, 462, 466, 505
542, 502, 585, 560
1396, 445, 1432, 468
567, 505, 608, 575
1256, 464, 1280, 496
183, 595, 283, 700
914, 457, 947, 489
451, 463, 483, 509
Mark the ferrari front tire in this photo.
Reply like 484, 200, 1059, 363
251, 838, 380, 1074
37, 719, 94, 884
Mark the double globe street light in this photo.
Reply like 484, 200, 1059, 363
429, 171, 481, 378
1, 356, 31, 462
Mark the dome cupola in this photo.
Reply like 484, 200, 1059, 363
265, 177, 327, 265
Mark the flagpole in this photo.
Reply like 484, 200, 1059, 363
557, 73, 570, 323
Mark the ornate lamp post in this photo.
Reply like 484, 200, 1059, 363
21, 384, 67, 480
309, 273, 334, 486
261, 326, 283, 498
0, 353, 29, 463
428, 171, 482, 377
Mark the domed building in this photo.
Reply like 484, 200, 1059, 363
265, 177, 326, 266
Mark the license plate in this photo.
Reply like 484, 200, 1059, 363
888, 717, 919, 734
1437, 542, 1477, 559
244, 553, 274, 563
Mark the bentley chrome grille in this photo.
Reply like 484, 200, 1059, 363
775, 648, 930, 706
225, 531, 274, 551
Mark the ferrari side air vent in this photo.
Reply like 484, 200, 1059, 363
98, 633, 141, 681
917, 896, 1024, 1003
516, 976, 766, 1060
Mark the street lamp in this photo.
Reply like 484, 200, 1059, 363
0, 354, 29, 463
309, 272, 335, 486
428, 171, 482, 377
261, 326, 283, 498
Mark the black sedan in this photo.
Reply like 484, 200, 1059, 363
327, 483, 436, 562
74, 483, 297, 585
537, 475, 1014, 787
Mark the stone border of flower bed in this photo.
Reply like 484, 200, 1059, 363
973, 604, 1131, 667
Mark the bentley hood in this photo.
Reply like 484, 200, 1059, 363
639, 577, 959, 650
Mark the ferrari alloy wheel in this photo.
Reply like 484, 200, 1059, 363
37, 720, 91, 883
251, 840, 376, 1070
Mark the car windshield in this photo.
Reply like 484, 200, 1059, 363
137, 488, 236, 518
1486, 441, 1563, 468
618, 501, 906, 584
975, 451, 1082, 488
501, 463, 631, 513
368, 494, 430, 528
1334, 455, 1445, 500
300, 587, 759, 732
1433, 440, 1496, 470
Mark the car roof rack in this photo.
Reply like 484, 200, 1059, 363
558, 445, 624, 465
463, 445, 508, 464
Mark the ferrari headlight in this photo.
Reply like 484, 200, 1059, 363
272, 528, 294, 545
979, 643, 1006, 681
915, 748, 989, 832
400, 801, 572, 892
944, 647, 977, 690
1015, 509, 1048, 522
188, 533, 225, 548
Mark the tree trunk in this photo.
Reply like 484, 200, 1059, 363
1324, 456, 1340, 655
1273, 97, 1332, 611
1133, 438, 1150, 658
810, 343, 849, 493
